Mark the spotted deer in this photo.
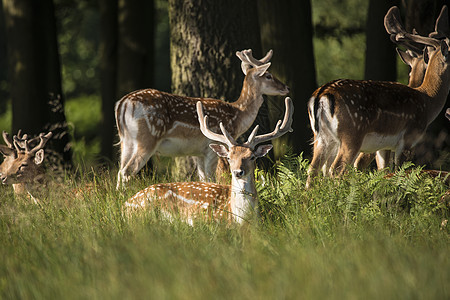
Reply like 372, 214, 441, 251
115, 49, 289, 189
354, 5, 446, 171
306, 6, 450, 188
124, 97, 293, 224
0, 131, 52, 204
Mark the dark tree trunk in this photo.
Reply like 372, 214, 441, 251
364, 0, 398, 81
258, 0, 317, 159
116, 0, 155, 98
168, 0, 272, 174
99, 0, 118, 162
403, 0, 450, 168
3, 0, 71, 164
0, 0, 7, 114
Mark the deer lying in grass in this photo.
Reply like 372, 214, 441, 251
115, 49, 289, 188
0, 131, 52, 204
354, 5, 446, 171
124, 97, 293, 224
306, 5, 450, 188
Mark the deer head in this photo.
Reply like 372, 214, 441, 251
236, 49, 289, 96
0, 131, 52, 185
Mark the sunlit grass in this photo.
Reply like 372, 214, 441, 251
0, 156, 448, 299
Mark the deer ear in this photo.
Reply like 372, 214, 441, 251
253, 62, 271, 77
396, 48, 414, 66
254, 144, 273, 158
0, 145, 14, 157
34, 149, 45, 165
209, 144, 229, 157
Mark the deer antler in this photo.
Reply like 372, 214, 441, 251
245, 97, 294, 149
196, 102, 236, 148
236, 49, 273, 75
2, 131, 13, 149
13, 132, 52, 154
385, 6, 426, 54
429, 5, 450, 39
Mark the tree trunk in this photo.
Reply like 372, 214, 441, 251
258, 0, 317, 159
364, 0, 398, 81
168, 0, 271, 176
3, 0, 71, 164
99, 0, 118, 162
116, 0, 155, 98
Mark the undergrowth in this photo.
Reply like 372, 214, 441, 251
0, 155, 448, 299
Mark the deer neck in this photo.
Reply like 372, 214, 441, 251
230, 174, 258, 224
415, 57, 450, 125
233, 79, 264, 137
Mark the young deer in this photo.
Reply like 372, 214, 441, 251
0, 131, 52, 204
306, 5, 450, 187
115, 49, 289, 188
124, 97, 293, 224
354, 6, 444, 170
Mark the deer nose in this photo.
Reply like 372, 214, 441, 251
0, 174, 7, 184
233, 169, 245, 178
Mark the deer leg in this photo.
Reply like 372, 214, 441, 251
203, 152, 219, 182
329, 140, 361, 177
354, 153, 375, 170
119, 136, 158, 186
306, 138, 330, 187
375, 150, 391, 170
117, 137, 136, 188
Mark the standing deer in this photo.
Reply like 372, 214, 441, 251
306, 6, 450, 187
124, 97, 293, 224
0, 131, 52, 204
115, 49, 289, 189
354, 5, 447, 171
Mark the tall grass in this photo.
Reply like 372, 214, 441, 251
0, 155, 448, 299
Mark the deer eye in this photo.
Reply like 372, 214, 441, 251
265, 74, 273, 80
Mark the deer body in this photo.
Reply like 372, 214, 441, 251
116, 50, 289, 188
306, 26, 450, 186
353, 5, 450, 171
124, 98, 294, 224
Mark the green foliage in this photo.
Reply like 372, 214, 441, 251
0, 159, 448, 299
65, 95, 101, 166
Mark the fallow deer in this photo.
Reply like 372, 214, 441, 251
306, 6, 450, 188
115, 49, 289, 189
354, 5, 446, 171
0, 131, 52, 204
124, 97, 293, 224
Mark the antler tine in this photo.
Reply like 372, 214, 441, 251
391, 35, 425, 55
28, 132, 52, 154
236, 49, 252, 75
2, 131, 13, 148
429, 5, 449, 39
395, 31, 441, 49
446, 108, 450, 121
384, 6, 406, 36
246, 97, 294, 148
242, 49, 272, 67
196, 101, 235, 148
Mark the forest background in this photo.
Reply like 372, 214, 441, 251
0, 0, 448, 171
